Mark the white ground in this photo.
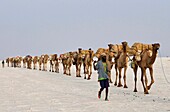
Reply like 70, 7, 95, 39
0, 57, 170, 112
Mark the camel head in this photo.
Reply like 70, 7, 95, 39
122, 41, 128, 51
108, 44, 114, 51
152, 43, 160, 51
122, 41, 128, 46
69, 52, 73, 56
78, 48, 82, 53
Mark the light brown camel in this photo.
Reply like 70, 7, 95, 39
132, 43, 160, 94
26, 55, 32, 69
114, 41, 129, 88
9, 57, 14, 67
14, 56, 22, 67
65, 52, 74, 76
33, 56, 39, 70
6, 58, 10, 67
84, 48, 94, 80
23, 56, 27, 68
38, 55, 44, 70
108, 43, 124, 85
42, 54, 49, 71
49, 54, 59, 73
60, 53, 69, 74
106, 44, 116, 83
75, 48, 84, 77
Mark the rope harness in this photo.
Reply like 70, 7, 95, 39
159, 49, 170, 84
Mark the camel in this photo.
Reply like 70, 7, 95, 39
114, 41, 129, 88
84, 48, 94, 80
106, 44, 116, 83
131, 43, 160, 94
42, 54, 49, 71
23, 56, 27, 68
108, 43, 126, 85
6, 58, 10, 67
38, 55, 44, 70
75, 48, 84, 77
33, 56, 39, 70
60, 53, 69, 74
14, 56, 22, 68
65, 52, 74, 76
49, 54, 59, 73
9, 57, 15, 67
26, 55, 32, 69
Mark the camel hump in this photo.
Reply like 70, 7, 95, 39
95, 48, 108, 58
131, 42, 153, 52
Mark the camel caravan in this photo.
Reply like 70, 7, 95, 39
4, 41, 160, 94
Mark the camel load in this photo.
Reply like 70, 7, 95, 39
94, 48, 108, 58
128, 42, 154, 61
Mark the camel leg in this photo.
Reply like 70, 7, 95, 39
44, 63, 46, 71
75, 65, 78, 77
123, 67, 128, 88
84, 65, 87, 79
51, 64, 53, 72
51, 64, 55, 72
33, 64, 35, 70
141, 68, 146, 93
141, 68, 149, 94
42, 63, 45, 71
49, 64, 52, 72
68, 65, 71, 76
87, 66, 90, 80
133, 65, 138, 92
63, 65, 66, 74
144, 70, 149, 94
78, 65, 82, 77
39, 64, 41, 70
87, 65, 92, 80
55, 64, 59, 73
118, 68, 123, 87
108, 72, 112, 83
107, 62, 112, 83
148, 67, 154, 90
114, 65, 118, 86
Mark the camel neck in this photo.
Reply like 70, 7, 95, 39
149, 49, 158, 65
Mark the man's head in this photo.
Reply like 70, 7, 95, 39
101, 55, 106, 62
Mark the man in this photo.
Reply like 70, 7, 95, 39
93, 55, 109, 101
2, 60, 5, 68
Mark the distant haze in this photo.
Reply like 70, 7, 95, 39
0, 0, 170, 60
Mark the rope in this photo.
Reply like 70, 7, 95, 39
159, 49, 170, 84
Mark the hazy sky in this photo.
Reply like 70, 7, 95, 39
0, 0, 170, 60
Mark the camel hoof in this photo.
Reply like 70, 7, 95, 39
87, 77, 91, 80
144, 91, 149, 94
117, 84, 123, 87
147, 86, 151, 90
124, 85, 128, 88
134, 89, 138, 92
114, 83, 117, 86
